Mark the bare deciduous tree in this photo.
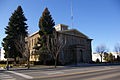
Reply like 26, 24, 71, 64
14, 35, 25, 57
14, 35, 30, 69
24, 36, 31, 69
114, 43, 120, 54
47, 31, 66, 68
96, 45, 107, 62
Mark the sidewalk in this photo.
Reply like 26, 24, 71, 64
2, 63, 120, 71
5, 65, 67, 71
8, 65, 120, 79
68, 63, 120, 67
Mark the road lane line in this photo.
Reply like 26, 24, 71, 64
52, 69, 120, 80
6, 71, 33, 79
34, 67, 117, 79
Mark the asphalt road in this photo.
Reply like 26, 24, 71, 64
0, 65, 120, 80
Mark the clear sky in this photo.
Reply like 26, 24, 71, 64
0, 0, 120, 52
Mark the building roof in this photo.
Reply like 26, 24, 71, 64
58, 29, 90, 39
56, 24, 69, 28
29, 31, 39, 38
29, 24, 92, 40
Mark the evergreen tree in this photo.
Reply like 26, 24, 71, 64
34, 8, 55, 64
117, 55, 120, 61
2, 6, 28, 63
104, 53, 115, 62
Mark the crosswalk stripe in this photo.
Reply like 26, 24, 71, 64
1, 79, 16, 80
6, 71, 33, 79
0, 73, 16, 80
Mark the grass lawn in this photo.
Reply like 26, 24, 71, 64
0, 64, 6, 68
0, 64, 54, 68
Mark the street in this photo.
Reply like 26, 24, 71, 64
0, 65, 120, 80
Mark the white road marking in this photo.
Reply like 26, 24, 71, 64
1, 77, 14, 79
2, 79, 16, 80
6, 71, 33, 79
47, 71, 64, 75
0, 74, 10, 76
0, 73, 16, 80
36, 71, 64, 75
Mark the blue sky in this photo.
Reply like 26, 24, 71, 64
0, 0, 120, 52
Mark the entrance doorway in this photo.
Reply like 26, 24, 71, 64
76, 49, 83, 64
79, 50, 83, 62
73, 46, 84, 64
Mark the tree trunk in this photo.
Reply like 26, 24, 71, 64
55, 58, 57, 68
14, 58, 17, 66
101, 54, 102, 63
43, 60, 46, 65
43, 54, 46, 65
27, 58, 30, 69
6, 58, 9, 70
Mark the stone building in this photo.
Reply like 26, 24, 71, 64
92, 52, 120, 62
29, 24, 92, 64
0, 47, 6, 61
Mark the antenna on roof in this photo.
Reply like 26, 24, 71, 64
71, 0, 73, 29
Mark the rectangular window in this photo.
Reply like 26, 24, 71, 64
32, 39, 33, 46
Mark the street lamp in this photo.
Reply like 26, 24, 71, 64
6, 46, 10, 70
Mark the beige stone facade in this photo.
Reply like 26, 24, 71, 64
29, 24, 92, 64
29, 31, 40, 61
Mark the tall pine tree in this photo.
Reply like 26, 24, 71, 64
2, 6, 28, 63
34, 8, 55, 64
